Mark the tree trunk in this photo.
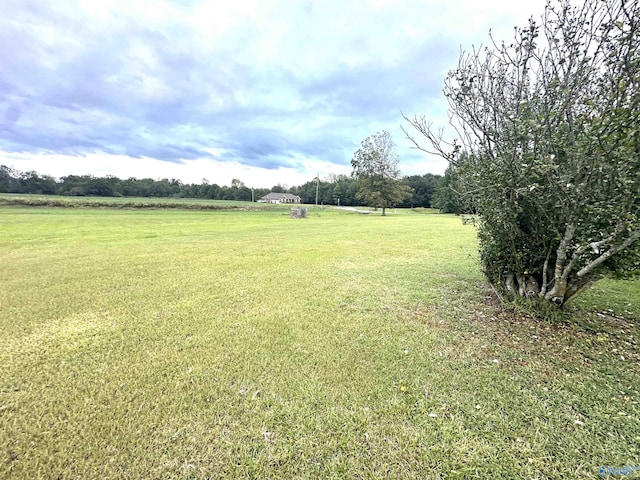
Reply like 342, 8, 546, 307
543, 223, 576, 305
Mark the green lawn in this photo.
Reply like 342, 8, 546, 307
1, 207, 638, 479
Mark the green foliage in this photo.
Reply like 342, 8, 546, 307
289, 175, 360, 206
0, 165, 23, 193
406, 0, 640, 308
433, 158, 477, 214
19, 170, 57, 194
399, 173, 442, 208
0, 167, 260, 201
351, 131, 412, 215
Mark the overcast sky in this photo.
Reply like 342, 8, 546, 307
1, 0, 547, 188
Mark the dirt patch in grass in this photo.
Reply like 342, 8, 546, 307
457, 288, 639, 366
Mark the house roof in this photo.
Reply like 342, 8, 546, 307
260, 192, 300, 200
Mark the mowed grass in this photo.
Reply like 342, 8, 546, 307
1, 207, 639, 479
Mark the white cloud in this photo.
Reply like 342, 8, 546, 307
1, 0, 549, 186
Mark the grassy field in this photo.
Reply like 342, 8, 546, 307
0, 193, 267, 210
1, 205, 639, 479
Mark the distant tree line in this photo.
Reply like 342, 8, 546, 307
0, 164, 468, 210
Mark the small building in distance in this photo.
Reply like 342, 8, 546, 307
258, 192, 301, 204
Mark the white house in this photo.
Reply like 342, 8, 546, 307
258, 192, 301, 204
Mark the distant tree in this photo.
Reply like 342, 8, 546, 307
329, 174, 360, 206
168, 179, 182, 197
351, 131, 411, 215
239, 186, 253, 201
404, 0, 640, 307
221, 185, 231, 199
59, 175, 89, 196
400, 173, 441, 208
432, 165, 462, 214
271, 184, 285, 193
214, 184, 227, 199
227, 180, 252, 201
146, 179, 171, 197
289, 175, 359, 206
345, 179, 360, 206
332, 180, 347, 206
20, 171, 57, 195
1, 169, 263, 201
0, 165, 23, 193
85, 177, 115, 196
432, 155, 478, 214
292, 180, 318, 204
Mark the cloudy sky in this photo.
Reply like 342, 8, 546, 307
1, 0, 546, 188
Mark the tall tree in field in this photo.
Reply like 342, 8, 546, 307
351, 131, 411, 216
404, 0, 639, 308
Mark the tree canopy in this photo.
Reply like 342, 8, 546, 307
405, 0, 640, 308
351, 131, 412, 215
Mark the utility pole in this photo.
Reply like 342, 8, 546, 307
315, 174, 319, 207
